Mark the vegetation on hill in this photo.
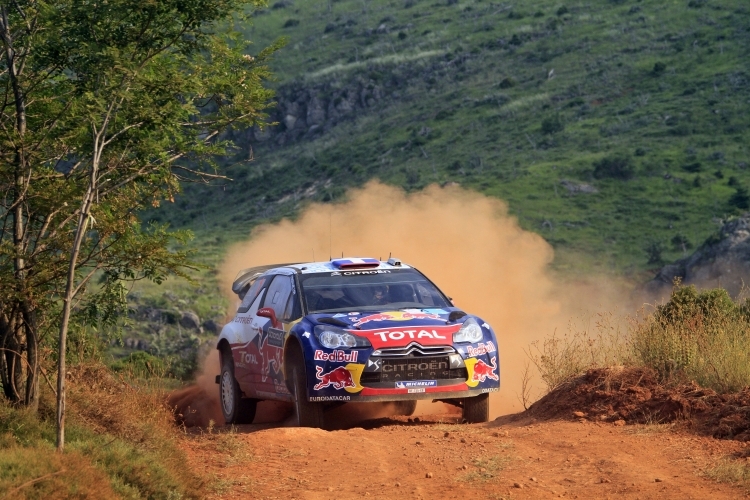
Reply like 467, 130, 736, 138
151, 0, 749, 278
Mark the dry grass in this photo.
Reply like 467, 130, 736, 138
527, 311, 631, 392
529, 285, 750, 395
705, 457, 750, 491
0, 362, 204, 499
457, 453, 513, 483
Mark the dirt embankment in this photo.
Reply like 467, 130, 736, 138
525, 367, 750, 441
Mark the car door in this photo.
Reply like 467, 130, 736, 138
252, 274, 297, 396
232, 276, 270, 395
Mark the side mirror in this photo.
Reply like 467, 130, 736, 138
257, 307, 280, 328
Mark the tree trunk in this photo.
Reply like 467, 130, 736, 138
56, 136, 100, 451
55, 204, 91, 452
22, 306, 38, 410
1, 5, 37, 410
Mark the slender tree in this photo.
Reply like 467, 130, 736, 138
0, 0, 280, 451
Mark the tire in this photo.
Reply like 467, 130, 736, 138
393, 400, 417, 416
462, 393, 489, 423
220, 351, 257, 425
288, 345, 324, 428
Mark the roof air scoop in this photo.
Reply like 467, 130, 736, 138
331, 257, 380, 269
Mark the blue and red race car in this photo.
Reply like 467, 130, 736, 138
216, 257, 500, 427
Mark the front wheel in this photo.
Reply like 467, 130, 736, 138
288, 346, 324, 428
220, 353, 257, 425
462, 393, 489, 423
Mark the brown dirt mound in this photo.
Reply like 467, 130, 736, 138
527, 366, 750, 440
168, 385, 223, 428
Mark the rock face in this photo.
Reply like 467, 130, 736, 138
647, 216, 750, 298
223, 49, 474, 152
179, 311, 202, 331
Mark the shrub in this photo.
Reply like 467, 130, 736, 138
541, 115, 564, 134
671, 234, 692, 251
111, 351, 167, 378
556, 5, 569, 16
593, 155, 634, 180
632, 285, 750, 392
529, 285, 750, 395
682, 162, 701, 173
498, 77, 516, 88
283, 18, 300, 28
645, 240, 665, 265
729, 186, 750, 209
652, 61, 667, 75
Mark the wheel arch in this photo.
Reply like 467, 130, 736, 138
217, 338, 231, 359
283, 334, 303, 383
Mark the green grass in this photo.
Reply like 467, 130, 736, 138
146, 0, 749, 279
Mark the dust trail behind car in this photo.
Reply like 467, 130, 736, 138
217, 181, 634, 419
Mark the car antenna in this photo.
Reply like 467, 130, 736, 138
329, 212, 332, 261
312, 248, 315, 262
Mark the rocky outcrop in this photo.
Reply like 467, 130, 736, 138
225, 49, 475, 151
646, 216, 750, 298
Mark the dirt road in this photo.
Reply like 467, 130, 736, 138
180, 407, 747, 499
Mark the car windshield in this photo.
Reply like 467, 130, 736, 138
299, 269, 451, 313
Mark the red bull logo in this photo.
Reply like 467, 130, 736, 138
472, 357, 499, 383
313, 365, 355, 390
354, 310, 442, 327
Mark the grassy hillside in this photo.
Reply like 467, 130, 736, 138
150, 0, 750, 277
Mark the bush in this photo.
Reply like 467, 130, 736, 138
283, 18, 300, 28
632, 285, 750, 392
729, 186, 750, 209
652, 61, 667, 75
529, 285, 750, 395
111, 351, 168, 378
498, 77, 516, 88
556, 5, 569, 16
593, 155, 634, 180
541, 115, 564, 134
645, 240, 665, 265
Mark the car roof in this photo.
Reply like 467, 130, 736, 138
231, 258, 412, 294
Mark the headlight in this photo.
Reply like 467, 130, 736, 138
314, 325, 371, 349
453, 318, 483, 343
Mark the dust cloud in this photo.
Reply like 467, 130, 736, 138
216, 181, 633, 420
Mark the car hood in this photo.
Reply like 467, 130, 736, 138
306, 308, 464, 349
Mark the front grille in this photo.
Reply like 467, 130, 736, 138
372, 342, 456, 357
361, 354, 467, 387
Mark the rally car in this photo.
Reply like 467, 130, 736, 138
216, 257, 500, 427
